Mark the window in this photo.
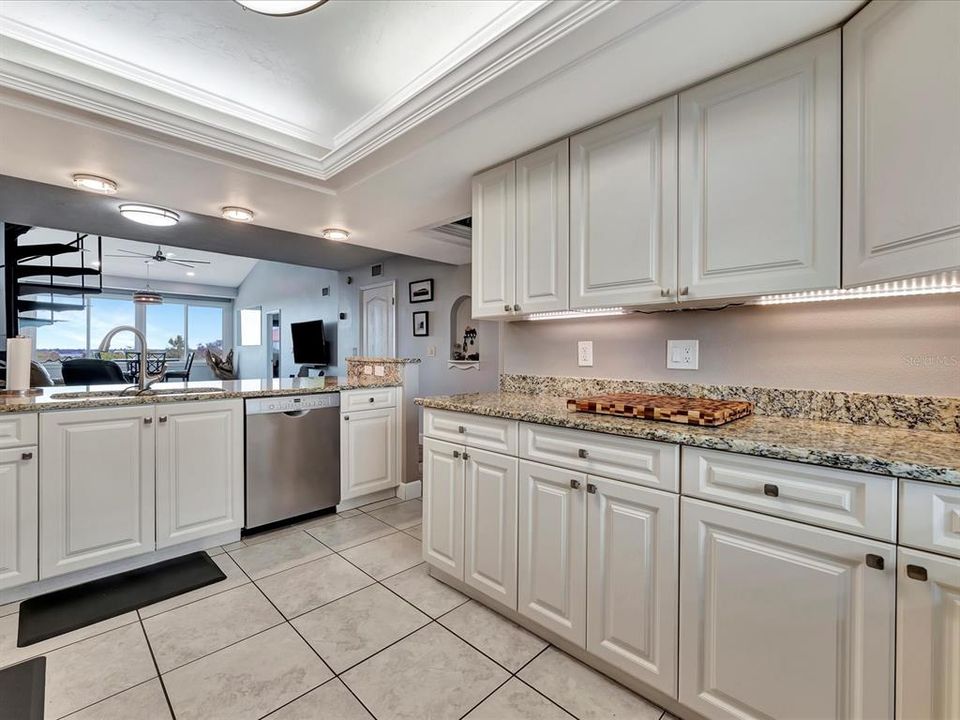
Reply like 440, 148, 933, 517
89, 297, 136, 359
147, 303, 186, 360
34, 296, 86, 364
188, 306, 224, 360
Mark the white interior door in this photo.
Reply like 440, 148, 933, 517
360, 282, 396, 357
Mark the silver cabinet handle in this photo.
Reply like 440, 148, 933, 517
21, 451, 32, 461
679, 286, 689, 296
453, 450, 461, 459
865, 554, 885, 570
763, 483, 779, 497
462, 452, 470, 461
159, 416, 168, 423
457, 425, 466, 434
513, 304, 521, 312
586, 483, 597, 494
504, 304, 511, 312
577, 448, 589, 459
660, 288, 672, 297
570, 479, 582, 490
906, 564, 928, 582
144, 417, 153, 425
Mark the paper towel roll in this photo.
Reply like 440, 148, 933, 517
6, 336, 32, 391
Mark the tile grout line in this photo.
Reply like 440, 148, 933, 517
455, 643, 553, 720
137, 619, 179, 720
53, 676, 159, 720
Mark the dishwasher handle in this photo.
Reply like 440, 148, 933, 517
282, 409, 311, 418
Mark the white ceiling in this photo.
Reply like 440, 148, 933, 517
0, 0, 863, 265
20, 226, 258, 288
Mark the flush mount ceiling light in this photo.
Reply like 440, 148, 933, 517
320, 227, 350, 241
72, 174, 118, 195
119, 204, 180, 227
234, 1, 326, 16
222, 206, 255, 222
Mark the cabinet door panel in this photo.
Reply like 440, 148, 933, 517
423, 437, 464, 579
518, 460, 586, 645
40, 407, 155, 578
472, 161, 516, 318
0, 447, 37, 590
843, 0, 960, 284
587, 477, 678, 696
342, 408, 396, 501
156, 400, 243, 549
679, 498, 894, 720
571, 97, 678, 308
464, 448, 518, 608
679, 32, 840, 300
516, 140, 569, 314
896, 547, 960, 720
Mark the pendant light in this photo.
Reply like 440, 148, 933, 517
133, 262, 163, 305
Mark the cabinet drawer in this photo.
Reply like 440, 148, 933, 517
681, 447, 896, 540
0, 413, 38, 449
520, 423, 678, 492
899, 480, 960, 559
423, 409, 517, 455
342, 387, 396, 411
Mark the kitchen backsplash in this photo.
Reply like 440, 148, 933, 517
499, 373, 959, 433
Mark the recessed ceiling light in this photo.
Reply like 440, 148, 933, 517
222, 206, 254, 222
235, 1, 326, 16
90, 261, 101, 268
186, 271, 195, 277
119, 204, 180, 227
72, 174, 118, 194
320, 227, 350, 241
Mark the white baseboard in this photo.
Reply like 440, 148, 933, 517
336, 486, 397, 512
398, 480, 422, 500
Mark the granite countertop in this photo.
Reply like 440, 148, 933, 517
416, 392, 960, 486
0, 377, 400, 414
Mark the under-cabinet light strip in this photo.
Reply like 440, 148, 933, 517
526, 307, 626, 321
757, 273, 960, 305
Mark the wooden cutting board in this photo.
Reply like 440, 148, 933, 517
567, 393, 753, 427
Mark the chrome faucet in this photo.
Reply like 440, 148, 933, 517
98, 325, 165, 393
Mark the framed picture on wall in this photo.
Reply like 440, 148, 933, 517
409, 278, 434, 303
413, 311, 429, 337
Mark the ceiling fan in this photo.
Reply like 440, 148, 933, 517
105, 245, 212, 269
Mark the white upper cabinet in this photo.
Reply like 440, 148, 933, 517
472, 161, 517, 318
570, 97, 678, 308
679, 32, 841, 301
680, 498, 895, 720
516, 140, 569, 314
40, 407, 156, 579
843, 1, 960, 285
0, 447, 37, 590
155, 400, 243, 549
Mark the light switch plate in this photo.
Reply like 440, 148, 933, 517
667, 340, 699, 370
577, 341, 594, 367
427, 346, 437, 357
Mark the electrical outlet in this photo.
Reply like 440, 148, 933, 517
667, 340, 699, 370
577, 341, 594, 367
426, 346, 437, 357
374, 365, 385, 377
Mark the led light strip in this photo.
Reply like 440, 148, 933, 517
526, 307, 626, 321
757, 272, 960, 305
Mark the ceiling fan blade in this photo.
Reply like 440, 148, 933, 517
111, 249, 153, 257
168, 260, 195, 268
175, 258, 212, 265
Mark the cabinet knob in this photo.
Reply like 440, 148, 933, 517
462, 452, 470, 461
865, 553, 885, 570
20, 451, 32, 461
660, 288, 671, 297
679, 286, 690, 296
763, 483, 779, 498
369, 397, 375, 403
158, 416, 168, 423
453, 450, 460, 458
143, 417, 153, 425
513, 304, 521, 312
586, 483, 597, 494
457, 425, 466, 434
504, 304, 511, 312
570, 479, 582, 490
906, 564, 928, 582
344, 415, 350, 421
577, 448, 589, 459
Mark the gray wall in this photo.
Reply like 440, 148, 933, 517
501, 294, 960, 396
338, 257, 500, 398
234, 260, 341, 379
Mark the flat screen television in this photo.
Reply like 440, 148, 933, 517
290, 319, 330, 365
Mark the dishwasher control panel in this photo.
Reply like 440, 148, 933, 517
245, 393, 340, 415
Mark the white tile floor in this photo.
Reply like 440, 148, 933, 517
0, 497, 669, 720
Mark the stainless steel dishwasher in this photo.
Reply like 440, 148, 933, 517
245, 393, 340, 529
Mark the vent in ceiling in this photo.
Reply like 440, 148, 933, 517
425, 216, 471, 247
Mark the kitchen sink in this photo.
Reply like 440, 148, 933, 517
50, 387, 227, 400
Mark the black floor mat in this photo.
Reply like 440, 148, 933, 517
0, 656, 45, 720
17, 552, 226, 648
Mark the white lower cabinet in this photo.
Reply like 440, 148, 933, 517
896, 547, 960, 720
40, 406, 156, 579
586, 477, 678, 697
464, 447, 518, 608
518, 460, 587, 645
423, 437, 465, 579
679, 498, 895, 720
341, 406, 397, 501
0, 447, 38, 590
156, 400, 243, 549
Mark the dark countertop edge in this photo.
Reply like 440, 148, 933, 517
0, 382, 402, 414
415, 397, 960, 486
